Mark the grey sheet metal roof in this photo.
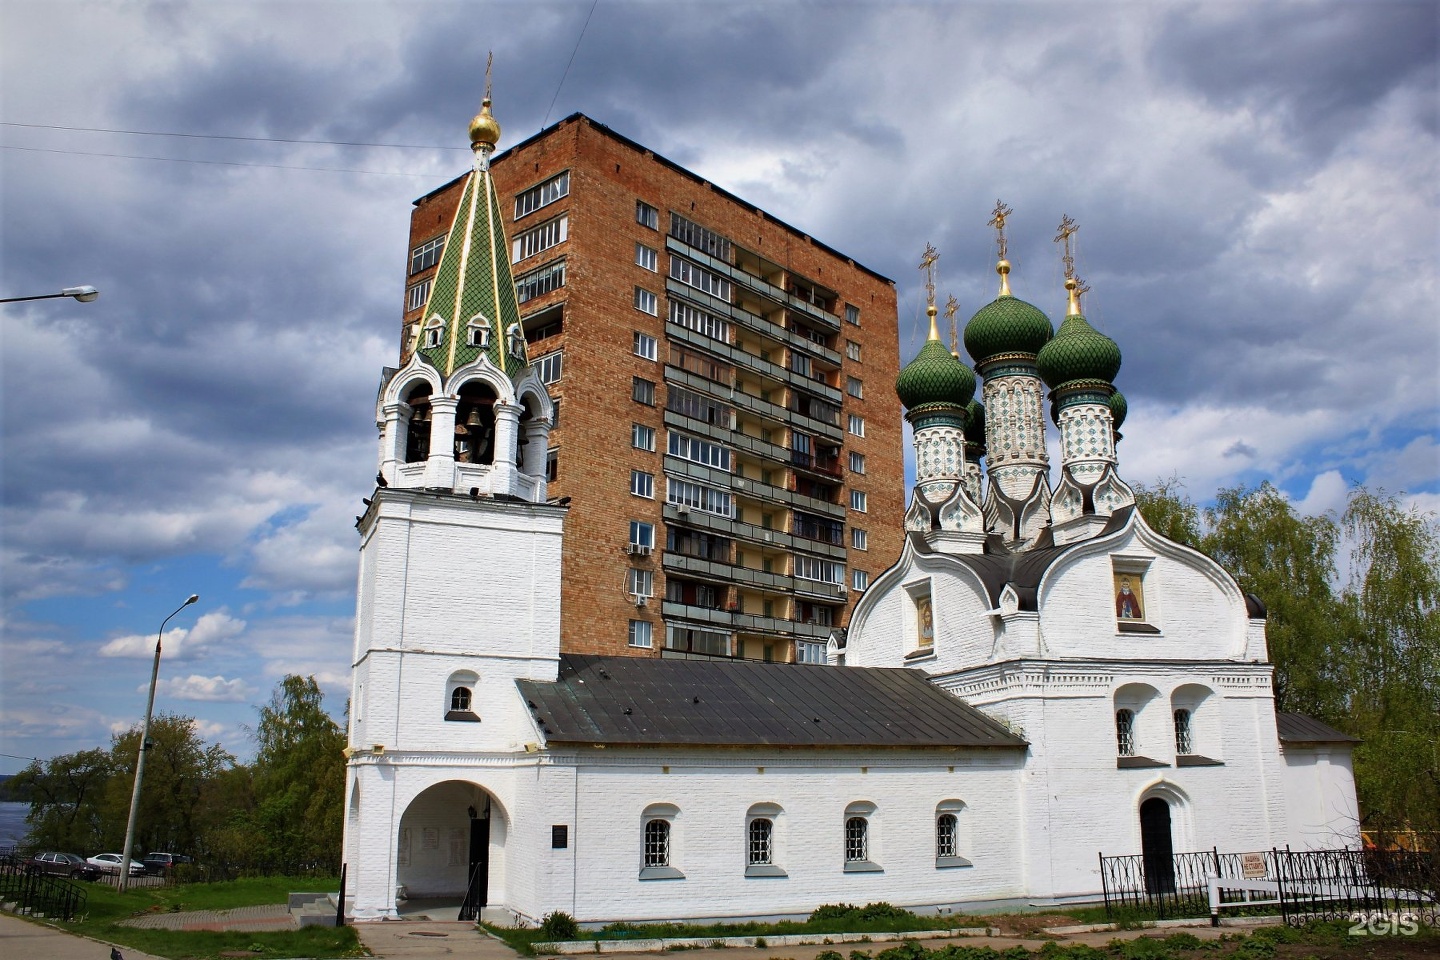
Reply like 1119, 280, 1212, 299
1276, 712, 1361, 744
516, 654, 1027, 750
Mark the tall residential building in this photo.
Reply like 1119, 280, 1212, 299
399, 113, 904, 663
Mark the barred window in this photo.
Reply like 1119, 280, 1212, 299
511, 215, 568, 263
748, 818, 773, 866
667, 431, 731, 470
845, 817, 868, 862
450, 686, 472, 713
936, 814, 957, 858
669, 257, 731, 301
668, 300, 731, 342
670, 212, 732, 261
643, 819, 669, 867
516, 260, 566, 303
1116, 709, 1136, 757
534, 351, 563, 385
1174, 709, 1193, 755
514, 171, 569, 220
410, 236, 444, 275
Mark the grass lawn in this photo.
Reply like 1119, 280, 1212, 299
39, 876, 364, 960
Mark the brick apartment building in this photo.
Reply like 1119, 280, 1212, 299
399, 113, 903, 662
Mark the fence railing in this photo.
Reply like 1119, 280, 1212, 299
1101, 847, 1439, 928
0, 857, 88, 921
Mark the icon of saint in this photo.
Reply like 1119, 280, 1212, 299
1116, 576, 1143, 620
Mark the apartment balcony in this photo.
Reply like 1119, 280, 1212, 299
662, 551, 796, 592
663, 365, 843, 445
666, 237, 841, 335
790, 449, 844, 479
660, 601, 841, 642
660, 463, 848, 526
662, 503, 847, 560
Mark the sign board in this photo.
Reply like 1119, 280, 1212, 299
1241, 853, 1267, 878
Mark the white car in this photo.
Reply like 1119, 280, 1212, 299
86, 853, 146, 876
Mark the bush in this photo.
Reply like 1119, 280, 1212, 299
1161, 933, 1204, 951
541, 911, 581, 941
858, 903, 917, 922
812, 904, 861, 922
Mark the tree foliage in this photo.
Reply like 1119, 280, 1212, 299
102, 714, 235, 854
13, 748, 113, 852
1134, 480, 1440, 833
250, 675, 346, 867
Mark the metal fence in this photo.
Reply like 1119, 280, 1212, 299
0, 856, 88, 921
1101, 846, 1439, 928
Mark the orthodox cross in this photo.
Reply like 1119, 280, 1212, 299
945, 295, 960, 354
1054, 214, 1079, 280
988, 200, 1012, 261
918, 243, 939, 309
485, 51, 494, 101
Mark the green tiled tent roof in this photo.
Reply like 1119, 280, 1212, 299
896, 339, 976, 411
964, 295, 1053, 364
1036, 313, 1121, 389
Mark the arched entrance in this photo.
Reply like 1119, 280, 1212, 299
1139, 796, 1175, 894
396, 781, 506, 918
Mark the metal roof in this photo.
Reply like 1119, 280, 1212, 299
516, 654, 1027, 750
1276, 712, 1361, 744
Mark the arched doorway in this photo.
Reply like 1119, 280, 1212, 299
395, 781, 506, 917
1139, 796, 1175, 894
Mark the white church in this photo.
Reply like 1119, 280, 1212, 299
340, 101, 1360, 923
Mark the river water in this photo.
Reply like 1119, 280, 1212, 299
0, 801, 32, 850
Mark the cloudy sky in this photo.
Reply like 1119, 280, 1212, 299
1, 1, 1435, 774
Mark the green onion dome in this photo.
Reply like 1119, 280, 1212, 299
1109, 390, 1127, 430
896, 330, 976, 411
963, 263, 1054, 364
1036, 280, 1121, 388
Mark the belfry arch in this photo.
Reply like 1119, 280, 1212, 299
395, 780, 508, 919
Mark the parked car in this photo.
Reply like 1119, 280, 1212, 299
86, 852, 146, 876
28, 851, 102, 880
141, 852, 193, 876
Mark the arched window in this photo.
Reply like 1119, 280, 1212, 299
644, 819, 669, 867
445, 670, 479, 722
842, 801, 880, 873
744, 802, 785, 877
507, 322, 527, 360
1173, 709, 1194, 755
422, 315, 445, 349
936, 814, 957, 857
748, 818, 772, 865
454, 381, 497, 465
935, 799, 971, 868
639, 803, 683, 880
1116, 709, 1136, 757
404, 382, 433, 463
467, 314, 491, 349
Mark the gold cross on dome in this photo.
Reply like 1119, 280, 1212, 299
945, 295, 960, 353
1054, 214, 1079, 280
988, 200, 1013, 261
918, 243, 939, 308
485, 51, 494, 101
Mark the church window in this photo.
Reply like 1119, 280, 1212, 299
422, 315, 444, 349
466, 315, 491, 349
444, 671, 479, 722
507, 322, 527, 360
1116, 709, 1136, 757
454, 382, 497, 465
1174, 709, 1193, 755
748, 818, 773, 865
936, 814, 957, 858
845, 817, 867, 862
639, 803, 682, 879
742, 803, 787, 877
935, 799, 971, 867
644, 820, 669, 867
403, 382, 433, 464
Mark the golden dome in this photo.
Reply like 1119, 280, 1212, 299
469, 98, 501, 151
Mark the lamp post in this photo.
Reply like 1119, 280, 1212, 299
0, 285, 99, 304
119, 594, 199, 891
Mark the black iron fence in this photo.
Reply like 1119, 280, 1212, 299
0, 855, 88, 921
1101, 846, 1439, 928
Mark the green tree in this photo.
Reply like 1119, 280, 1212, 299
1133, 476, 1203, 547
251, 675, 346, 869
13, 748, 114, 852
102, 713, 234, 855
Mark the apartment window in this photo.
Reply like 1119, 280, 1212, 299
409, 235, 444, 275
790, 352, 812, 378
636, 243, 658, 271
514, 170, 569, 220
551, 398, 561, 429
628, 568, 654, 598
669, 343, 734, 383
634, 331, 658, 360
636, 200, 659, 229
635, 287, 658, 315
545, 448, 558, 482
669, 257, 731, 301
631, 470, 655, 499
1116, 709, 1136, 757
629, 521, 655, 549
526, 315, 564, 343
666, 624, 731, 657
796, 641, 827, 665
629, 619, 653, 649
668, 300, 731, 343
851, 528, 868, 551
850, 490, 868, 512
1174, 709, 1193, 755
511, 215, 568, 263
632, 424, 656, 452
670, 212, 732, 260
852, 569, 869, 591
668, 431, 731, 470
515, 259, 566, 303
849, 451, 866, 474
406, 278, 432, 312
845, 303, 860, 325
633, 377, 656, 406
846, 339, 862, 362
667, 477, 733, 518
534, 351, 563, 385
846, 376, 864, 399
668, 386, 734, 428
795, 555, 844, 585
848, 414, 866, 437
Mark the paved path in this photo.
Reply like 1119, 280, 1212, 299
0, 911, 168, 960
120, 902, 298, 931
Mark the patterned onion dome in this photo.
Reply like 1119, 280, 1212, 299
896, 336, 976, 411
1036, 311, 1122, 388
964, 293, 1054, 364
1109, 390, 1127, 429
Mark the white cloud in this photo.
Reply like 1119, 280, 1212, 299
1293, 470, 1349, 518
153, 674, 255, 703
98, 610, 247, 660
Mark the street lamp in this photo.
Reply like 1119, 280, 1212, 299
119, 594, 199, 891
0, 285, 99, 304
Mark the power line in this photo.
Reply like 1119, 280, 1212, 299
542, 0, 600, 129
0, 121, 466, 151
0, 143, 435, 178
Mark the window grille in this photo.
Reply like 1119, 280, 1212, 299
845, 817, 868, 862
936, 814, 958, 858
748, 818, 773, 865
643, 819, 669, 867
1174, 709, 1193, 755
450, 687, 472, 712
1116, 709, 1136, 756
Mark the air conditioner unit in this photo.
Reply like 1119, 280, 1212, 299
636, 545, 652, 556
624, 543, 636, 555
677, 506, 690, 516
633, 596, 649, 608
